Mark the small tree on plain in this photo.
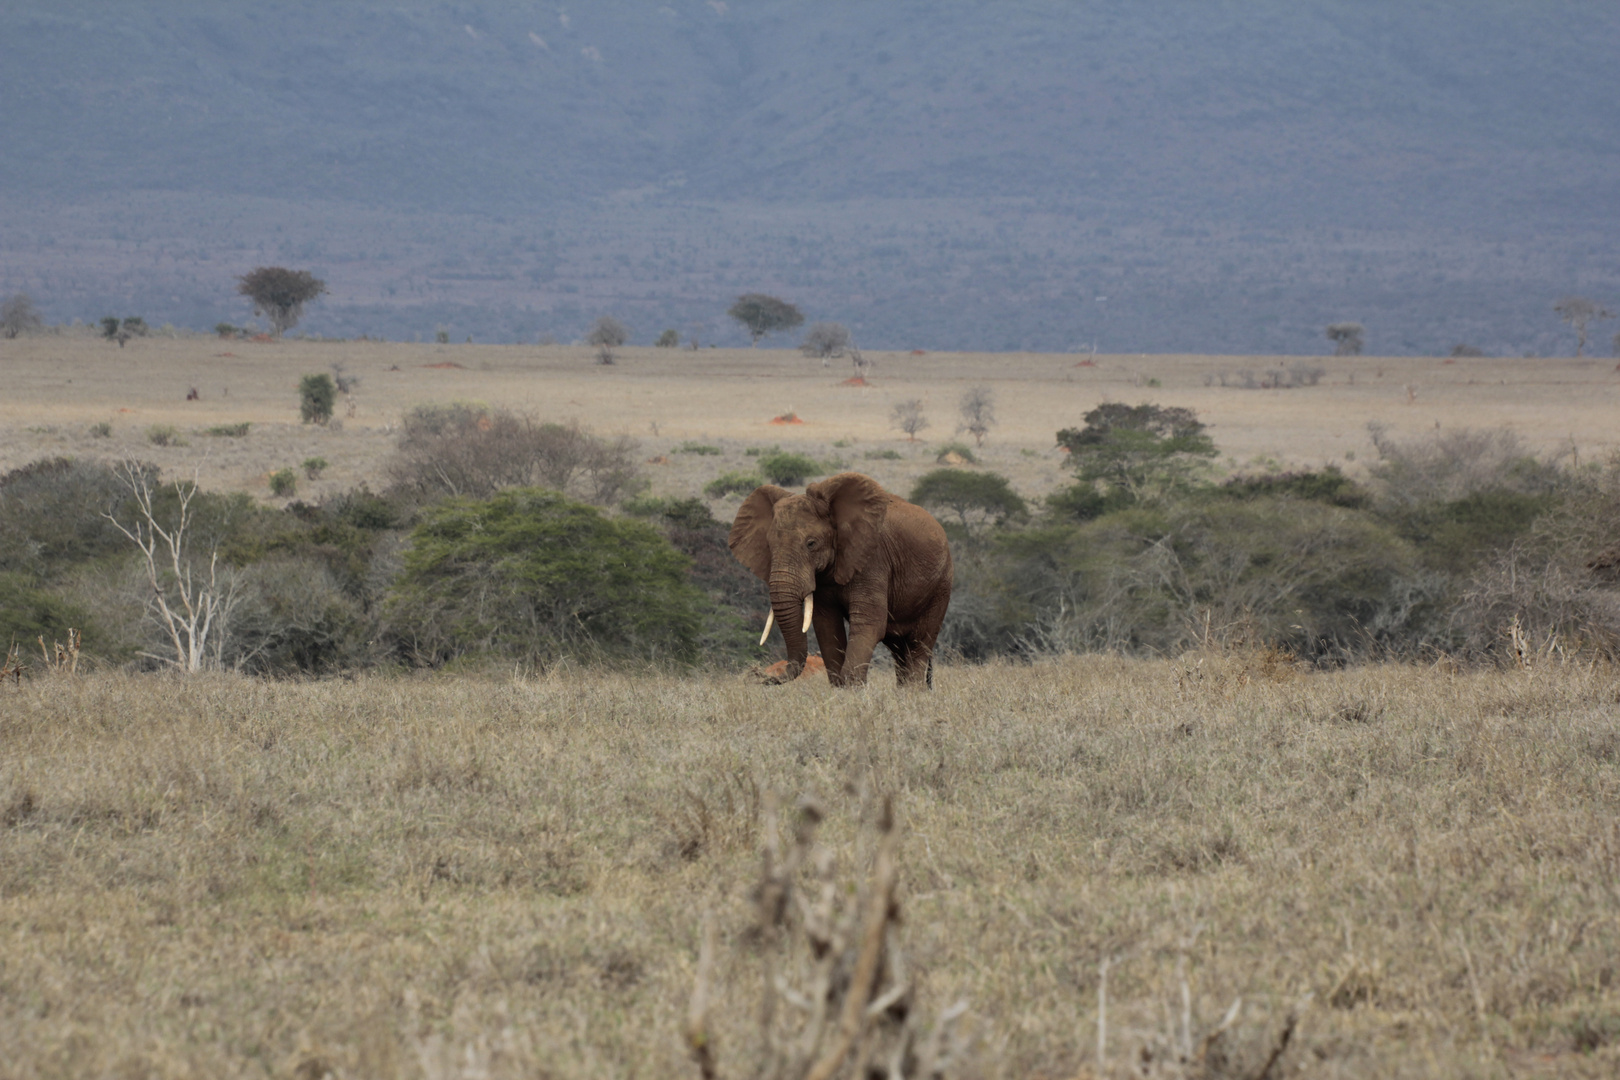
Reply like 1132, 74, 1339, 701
299, 373, 336, 425
800, 321, 851, 359
891, 398, 930, 441
0, 293, 43, 338
586, 315, 630, 364
656, 329, 680, 348
236, 266, 327, 337
1326, 322, 1364, 356
1553, 296, 1614, 358
100, 315, 147, 347
728, 293, 804, 345
958, 385, 996, 446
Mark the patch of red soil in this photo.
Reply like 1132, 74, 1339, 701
647, 455, 671, 465
770, 413, 804, 425
1075, 359, 1097, 367
840, 376, 871, 386
910, 349, 927, 355
214, 352, 237, 358
761, 656, 827, 682
423, 361, 465, 369
250, 334, 274, 343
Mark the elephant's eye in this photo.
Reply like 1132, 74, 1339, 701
806, 538, 817, 548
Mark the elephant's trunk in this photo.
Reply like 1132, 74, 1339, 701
768, 571, 815, 673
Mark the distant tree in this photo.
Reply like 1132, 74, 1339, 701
728, 293, 804, 345
236, 266, 327, 337
958, 385, 997, 446
801, 321, 851, 359
100, 315, 147, 347
1055, 402, 1217, 509
298, 374, 336, 425
891, 399, 930, 441
215, 322, 242, 339
656, 328, 680, 348
1450, 343, 1485, 358
1553, 296, 1613, 358
0, 293, 43, 338
1326, 322, 1364, 356
586, 314, 630, 364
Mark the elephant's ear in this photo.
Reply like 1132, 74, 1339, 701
807, 472, 889, 585
728, 485, 793, 580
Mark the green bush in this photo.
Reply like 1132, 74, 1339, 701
656, 329, 680, 348
677, 442, 723, 456
704, 471, 764, 498
622, 496, 718, 530
943, 496, 1424, 662
909, 469, 1027, 532
756, 451, 825, 486
302, 456, 329, 480
89, 421, 112, 438
935, 442, 978, 464
0, 459, 134, 578
269, 469, 297, 497
0, 572, 92, 652
146, 424, 181, 447
383, 488, 707, 666
864, 448, 903, 461
1219, 466, 1369, 509
299, 373, 337, 425
1054, 402, 1217, 512
206, 422, 252, 438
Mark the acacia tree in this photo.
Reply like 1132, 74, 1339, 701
800, 321, 850, 358
728, 293, 804, 345
1326, 322, 1364, 356
0, 293, 43, 338
1055, 402, 1217, 509
1554, 296, 1614, 358
585, 315, 630, 364
958, 385, 997, 446
891, 399, 930, 441
237, 266, 327, 337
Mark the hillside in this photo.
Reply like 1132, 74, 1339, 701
2, 1, 1619, 353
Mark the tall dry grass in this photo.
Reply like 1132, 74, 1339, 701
2, 656, 1619, 1077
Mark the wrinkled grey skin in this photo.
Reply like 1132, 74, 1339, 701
729, 472, 952, 687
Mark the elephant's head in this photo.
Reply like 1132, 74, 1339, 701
728, 472, 889, 669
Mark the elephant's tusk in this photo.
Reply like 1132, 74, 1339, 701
801, 594, 814, 634
759, 609, 775, 646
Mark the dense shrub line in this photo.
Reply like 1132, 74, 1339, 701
5, 400, 1617, 673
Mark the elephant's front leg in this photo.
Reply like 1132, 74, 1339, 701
811, 604, 849, 686
840, 594, 888, 686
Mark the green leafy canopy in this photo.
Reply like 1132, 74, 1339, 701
384, 488, 707, 666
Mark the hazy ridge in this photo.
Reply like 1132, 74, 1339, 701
3, 1, 1619, 353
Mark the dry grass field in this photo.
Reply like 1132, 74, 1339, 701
3, 334, 1618, 511
3, 655, 1620, 1078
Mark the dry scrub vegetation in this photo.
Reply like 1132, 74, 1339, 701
4, 655, 1620, 1077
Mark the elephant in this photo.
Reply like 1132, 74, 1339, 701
729, 472, 952, 687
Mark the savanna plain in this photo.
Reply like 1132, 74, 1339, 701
3, 336, 1620, 1078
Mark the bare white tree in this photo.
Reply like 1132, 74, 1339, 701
105, 461, 240, 673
